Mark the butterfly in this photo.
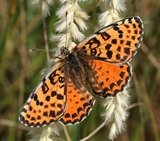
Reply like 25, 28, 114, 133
19, 16, 144, 127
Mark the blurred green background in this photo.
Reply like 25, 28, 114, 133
0, 0, 160, 141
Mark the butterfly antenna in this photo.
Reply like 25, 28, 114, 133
29, 48, 52, 52
65, 11, 68, 48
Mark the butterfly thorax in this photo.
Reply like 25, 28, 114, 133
65, 51, 87, 87
61, 47, 81, 71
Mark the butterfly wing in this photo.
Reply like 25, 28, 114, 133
84, 59, 131, 97
75, 17, 143, 97
19, 63, 67, 127
60, 69, 95, 125
75, 16, 143, 64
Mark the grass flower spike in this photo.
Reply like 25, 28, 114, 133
98, 0, 126, 26
51, 0, 89, 49
29, 124, 60, 141
31, 0, 54, 17
102, 88, 130, 140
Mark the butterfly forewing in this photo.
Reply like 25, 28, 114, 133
19, 63, 67, 127
75, 16, 143, 64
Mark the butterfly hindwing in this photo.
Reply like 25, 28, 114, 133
60, 68, 95, 125
85, 59, 131, 97
75, 16, 143, 64
19, 63, 67, 127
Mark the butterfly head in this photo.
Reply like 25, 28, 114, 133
60, 46, 70, 56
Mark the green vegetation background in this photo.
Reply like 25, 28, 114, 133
0, 0, 160, 141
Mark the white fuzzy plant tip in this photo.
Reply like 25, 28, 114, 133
98, 0, 126, 26
29, 123, 61, 141
30, 0, 54, 17
50, 0, 89, 51
102, 88, 130, 140
98, 0, 131, 140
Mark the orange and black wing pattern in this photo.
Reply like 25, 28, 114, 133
19, 63, 67, 127
75, 16, 143, 64
60, 77, 95, 125
85, 59, 131, 97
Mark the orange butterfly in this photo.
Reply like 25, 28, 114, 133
19, 16, 144, 127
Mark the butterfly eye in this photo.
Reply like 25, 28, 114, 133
61, 47, 69, 55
